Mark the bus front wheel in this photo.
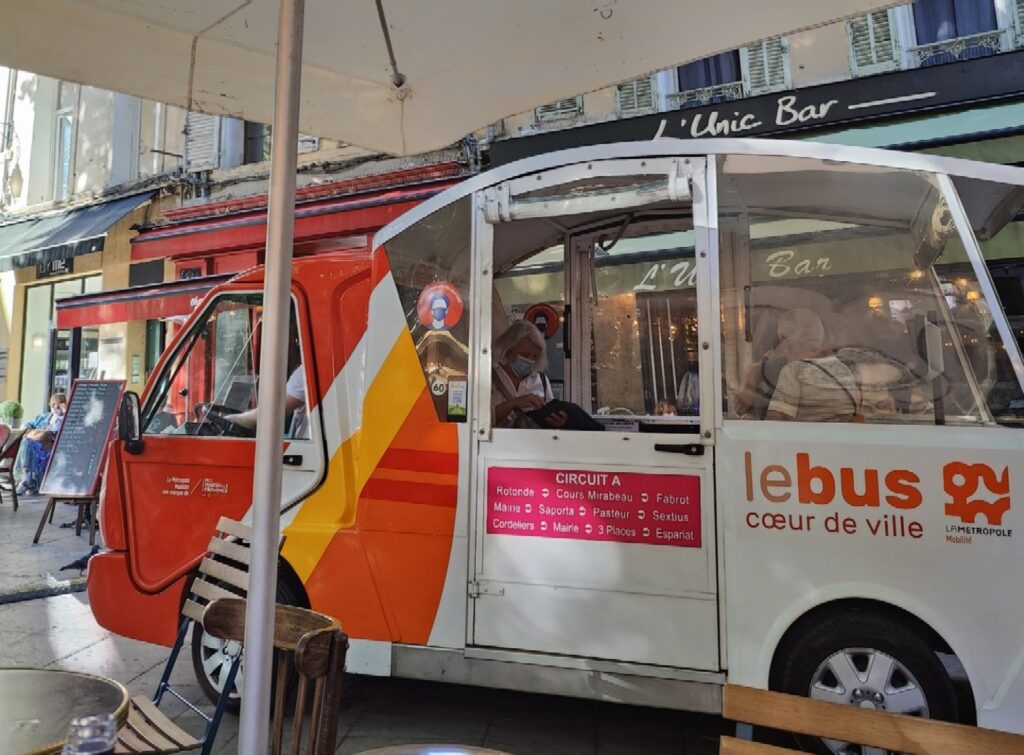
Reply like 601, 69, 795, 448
190, 575, 305, 713
777, 611, 958, 754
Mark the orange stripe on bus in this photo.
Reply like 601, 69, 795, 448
371, 468, 459, 486
361, 478, 457, 508
378, 447, 459, 475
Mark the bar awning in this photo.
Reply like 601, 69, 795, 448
55, 274, 232, 329
0, 192, 154, 272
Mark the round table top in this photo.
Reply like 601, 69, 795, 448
356, 747, 510, 755
0, 667, 129, 754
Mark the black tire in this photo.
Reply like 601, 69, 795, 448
777, 611, 958, 754
190, 572, 305, 713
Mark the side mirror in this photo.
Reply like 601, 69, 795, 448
118, 391, 144, 454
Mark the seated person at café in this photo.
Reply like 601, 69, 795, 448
492, 320, 566, 429
765, 309, 860, 422
15, 392, 67, 495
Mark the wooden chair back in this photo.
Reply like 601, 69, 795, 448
116, 517, 262, 754
202, 597, 348, 755
721, 684, 1024, 755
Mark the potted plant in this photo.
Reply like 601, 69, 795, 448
0, 400, 24, 429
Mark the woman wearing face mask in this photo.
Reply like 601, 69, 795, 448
15, 392, 67, 495
492, 320, 566, 428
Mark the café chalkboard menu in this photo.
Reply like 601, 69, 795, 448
39, 380, 125, 498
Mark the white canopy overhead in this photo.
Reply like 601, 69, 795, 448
2, 0, 895, 156
0, 2, 906, 749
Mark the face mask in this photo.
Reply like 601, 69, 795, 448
511, 355, 535, 378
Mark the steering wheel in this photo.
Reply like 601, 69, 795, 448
195, 403, 254, 438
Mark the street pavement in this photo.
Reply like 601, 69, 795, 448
0, 495, 725, 753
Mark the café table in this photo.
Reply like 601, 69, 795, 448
0, 667, 128, 754
356, 747, 510, 754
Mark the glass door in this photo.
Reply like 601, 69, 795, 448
469, 158, 721, 671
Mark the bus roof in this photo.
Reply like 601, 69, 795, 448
373, 138, 1024, 249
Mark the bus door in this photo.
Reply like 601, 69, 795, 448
119, 290, 325, 592
468, 158, 721, 670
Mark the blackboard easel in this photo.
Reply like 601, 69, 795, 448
33, 379, 124, 545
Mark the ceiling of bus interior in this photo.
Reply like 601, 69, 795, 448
488, 160, 1024, 274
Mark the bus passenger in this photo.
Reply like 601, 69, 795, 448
765, 309, 860, 422
492, 321, 566, 429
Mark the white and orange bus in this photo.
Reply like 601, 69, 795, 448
93, 139, 1024, 746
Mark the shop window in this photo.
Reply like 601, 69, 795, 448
384, 196, 472, 422
672, 52, 743, 109
718, 154, 1024, 427
53, 82, 79, 201
909, 0, 1004, 66
142, 293, 308, 438
19, 274, 101, 416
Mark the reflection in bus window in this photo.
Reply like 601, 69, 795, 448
718, 155, 1024, 426
493, 212, 700, 430
386, 197, 472, 423
590, 228, 700, 418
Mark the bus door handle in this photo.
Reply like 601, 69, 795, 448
654, 443, 704, 456
283, 454, 304, 466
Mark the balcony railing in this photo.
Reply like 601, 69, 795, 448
907, 29, 1006, 66
667, 81, 745, 110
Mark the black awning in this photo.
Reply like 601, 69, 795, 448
0, 192, 154, 272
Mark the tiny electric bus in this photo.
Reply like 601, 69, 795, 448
92, 139, 1024, 748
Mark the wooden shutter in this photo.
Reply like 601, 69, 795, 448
536, 97, 583, 122
848, 10, 898, 75
743, 37, 789, 95
185, 112, 221, 171
616, 77, 656, 117
1014, 0, 1024, 46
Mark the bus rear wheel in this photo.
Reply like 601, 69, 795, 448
777, 612, 958, 754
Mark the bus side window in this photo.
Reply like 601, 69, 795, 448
718, 154, 1023, 427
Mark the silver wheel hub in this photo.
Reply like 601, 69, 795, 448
809, 647, 928, 755
200, 631, 243, 696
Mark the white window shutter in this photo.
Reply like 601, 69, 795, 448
1014, 0, 1024, 46
536, 97, 583, 122
742, 37, 790, 95
848, 10, 899, 75
185, 112, 221, 171
616, 77, 656, 117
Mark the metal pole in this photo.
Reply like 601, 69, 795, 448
238, 0, 304, 751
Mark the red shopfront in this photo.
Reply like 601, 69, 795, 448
54, 163, 469, 392
131, 162, 468, 280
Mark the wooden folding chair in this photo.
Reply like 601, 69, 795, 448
202, 598, 349, 755
114, 517, 259, 754
0, 428, 20, 511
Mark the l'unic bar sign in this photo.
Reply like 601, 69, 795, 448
489, 50, 1024, 166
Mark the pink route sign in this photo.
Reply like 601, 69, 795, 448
487, 467, 700, 547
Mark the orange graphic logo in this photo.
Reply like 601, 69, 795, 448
943, 462, 1010, 526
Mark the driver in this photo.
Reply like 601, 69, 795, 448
222, 366, 308, 439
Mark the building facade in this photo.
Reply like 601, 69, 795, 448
2, 0, 1023, 415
